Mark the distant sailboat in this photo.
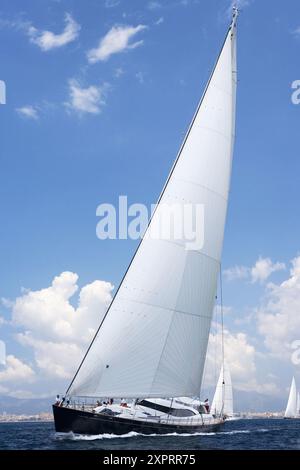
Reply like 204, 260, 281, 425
284, 377, 297, 419
53, 8, 238, 435
211, 362, 233, 418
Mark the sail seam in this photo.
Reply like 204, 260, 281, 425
116, 297, 212, 320
171, 177, 229, 202
195, 125, 232, 142
144, 238, 222, 264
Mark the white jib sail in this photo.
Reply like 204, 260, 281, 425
67, 15, 238, 399
211, 362, 233, 417
284, 377, 297, 418
297, 392, 300, 417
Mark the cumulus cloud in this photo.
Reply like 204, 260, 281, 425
147, 1, 162, 9
28, 13, 80, 51
251, 257, 285, 284
17, 334, 83, 379
11, 272, 114, 378
65, 79, 108, 115
16, 105, 39, 120
0, 355, 35, 383
257, 256, 300, 359
13, 272, 113, 343
87, 24, 147, 63
203, 328, 279, 395
204, 329, 255, 384
224, 257, 285, 283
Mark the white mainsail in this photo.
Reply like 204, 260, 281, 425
284, 377, 297, 418
67, 14, 238, 399
211, 362, 233, 417
297, 391, 300, 417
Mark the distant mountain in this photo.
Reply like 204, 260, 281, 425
0, 396, 53, 415
234, 391, 285, 414
0, 391, 286, 415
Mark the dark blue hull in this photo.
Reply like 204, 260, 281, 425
53, 405, 223, 436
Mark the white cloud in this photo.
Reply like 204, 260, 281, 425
0, 79, 6, 104
251, 257, 285, 284
235, 0, 251, 7
179, 0, 201, 6
17, 334, 83, 379
155, 17, 164, 26
11, 272, 113, 378
65, 79, 108, 115
0, 385, 9, 394
147, 1, 162, 9
0, 355, 35, 383
292, 27, 300, 37
224, 257, 285, 283
205, 329, 255, 384
203, 329, 279, 395
114, 67, 124, 78
16, 105, 39, 120
214, 305, 232, 316
12, 272, 113, 342
257, 256, 300, 359
87, 24, 147, 63
105, 0, 120, 7
8, 390, 36, 399
28, 13, 80, 51
223, 265, 249, 281
136, 71, 145, 84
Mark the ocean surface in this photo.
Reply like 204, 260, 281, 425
0, 418, 300, 450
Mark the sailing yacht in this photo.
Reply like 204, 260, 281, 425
53, 8, 238, 435
284, 377, 299, 419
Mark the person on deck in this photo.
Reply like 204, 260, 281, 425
204, 399, 210, 413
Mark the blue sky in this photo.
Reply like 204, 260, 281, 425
0, 0, 300, 411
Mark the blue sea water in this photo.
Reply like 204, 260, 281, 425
0, 418, 299, 450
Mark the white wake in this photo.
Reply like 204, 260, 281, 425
54, 428, 269, 441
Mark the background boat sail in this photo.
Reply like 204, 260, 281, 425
53, 9, 238, 435
211, 362, 234, 418
284, 377, 298, 419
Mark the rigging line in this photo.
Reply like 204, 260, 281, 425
214, 288, 217, 399
65, 22, 234, 398
219, 263, 225, 416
